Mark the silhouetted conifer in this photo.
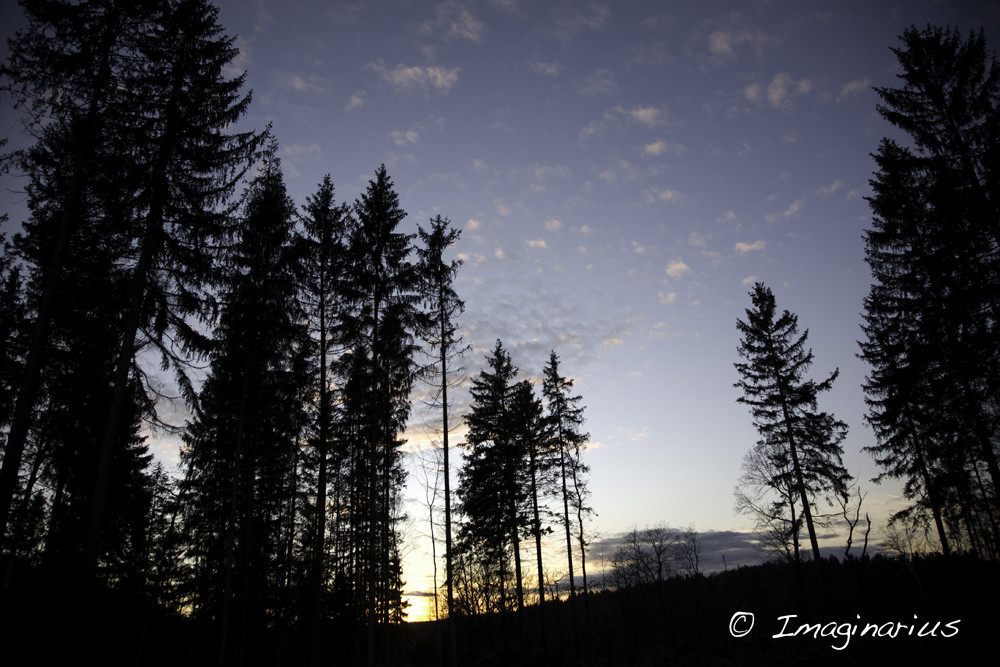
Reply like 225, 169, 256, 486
860, 25, 1000, 557
734, 283, 851, 563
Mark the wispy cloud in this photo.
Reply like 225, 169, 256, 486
666, 259, 690, 279
644, 187, 681, 204
390, 129, 419, 146
545, 219, 563, 232
553, 2, 610, 42
576, 68, 618, 96
581, 105, 669, 141
641, 138, 684, 158
658, 291, 677, 305
746, 73, 812, 110
838, 77, 871, 101
345, 91, 366, 110
528, 59, 562, 76
706, 28, 774, 62
818, 179, 843, 196
448, 8, 484, 43
368, 61, 460, 95
287, 73, 332, 94
735, 240, 766, 254
526, 238, 548, 250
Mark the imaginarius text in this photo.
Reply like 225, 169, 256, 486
772, 614, 960, 650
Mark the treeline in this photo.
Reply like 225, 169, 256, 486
0, 1, 595, 666
448, 342, 591, 650
731, 25, 1000, 565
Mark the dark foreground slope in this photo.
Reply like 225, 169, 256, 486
0, 554, 992, 666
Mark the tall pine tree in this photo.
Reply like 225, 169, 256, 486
734, 283, 851, 562
179, 153, 306, 666
860, 25, 1000, 555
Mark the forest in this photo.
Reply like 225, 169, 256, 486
0, 1, 998, 665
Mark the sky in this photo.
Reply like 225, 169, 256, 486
2, 0, 998, 621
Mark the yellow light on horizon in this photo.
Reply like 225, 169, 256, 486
403, 593, 438, 623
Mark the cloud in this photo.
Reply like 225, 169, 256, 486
448, 8, 484, 43
545, 219, 563, 232
419, 4, 484, 43
746, 73, 811, 110
735, 240, 766, 254
707, 30, 734, 57
666, 260, 690, 279
658, 291, 677, 305
706, 28, 774, 62
818, 179, 844, 196
782, 198, 805, 218
645, 187, 681, 203
526, 238, 548, 250
495, 247, 510, 261
288, 73, 331, 94
641, 139, 684, 158
742, 275, 758, 285
585, 106, 668, 140
529, 164, 571, 192
466, 218, 483, 230
554, 2, 610, 41
629, 106, 664, 126
529, 59, 562, 76
642, 139, 666, 156
368, 62, 460, 95
283, 142, 322, 159
838, 77, 871, 101
390, 129, 419, 146
602, 337, 624, 348
345, 91, 366, 110
472, 158, 488, 171
766, 73, 812, 109
576, 68, 617, 96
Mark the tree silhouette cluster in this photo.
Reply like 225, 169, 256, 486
859, 25, 1000, 559
0, 1, 509, 665
452, 342, 592, 653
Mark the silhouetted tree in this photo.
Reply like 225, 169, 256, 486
542, 350, 592, 639
734, 283, 851, 563
179, 153, 306, 666
455, 340, 527, 620
336, 165, 422, 660
860, 25, 1000, 556
0, 0, 150, 558
296, 174, 349, 666
415, 214, 465, 665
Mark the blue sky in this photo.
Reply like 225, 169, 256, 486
2, 0, 998, 618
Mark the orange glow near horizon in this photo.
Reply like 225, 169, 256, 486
404, 593, 438, 623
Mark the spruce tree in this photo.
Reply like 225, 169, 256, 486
734, 283, 851, 562
541, 351, 591, 641
415, 214, 464, 662
860, 25, 1000, 554
336, 165, 422, 657
296, 174, 349, 666
179, 154, 306, 665
0, 0, 152, 556
456, 340, 527, 617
